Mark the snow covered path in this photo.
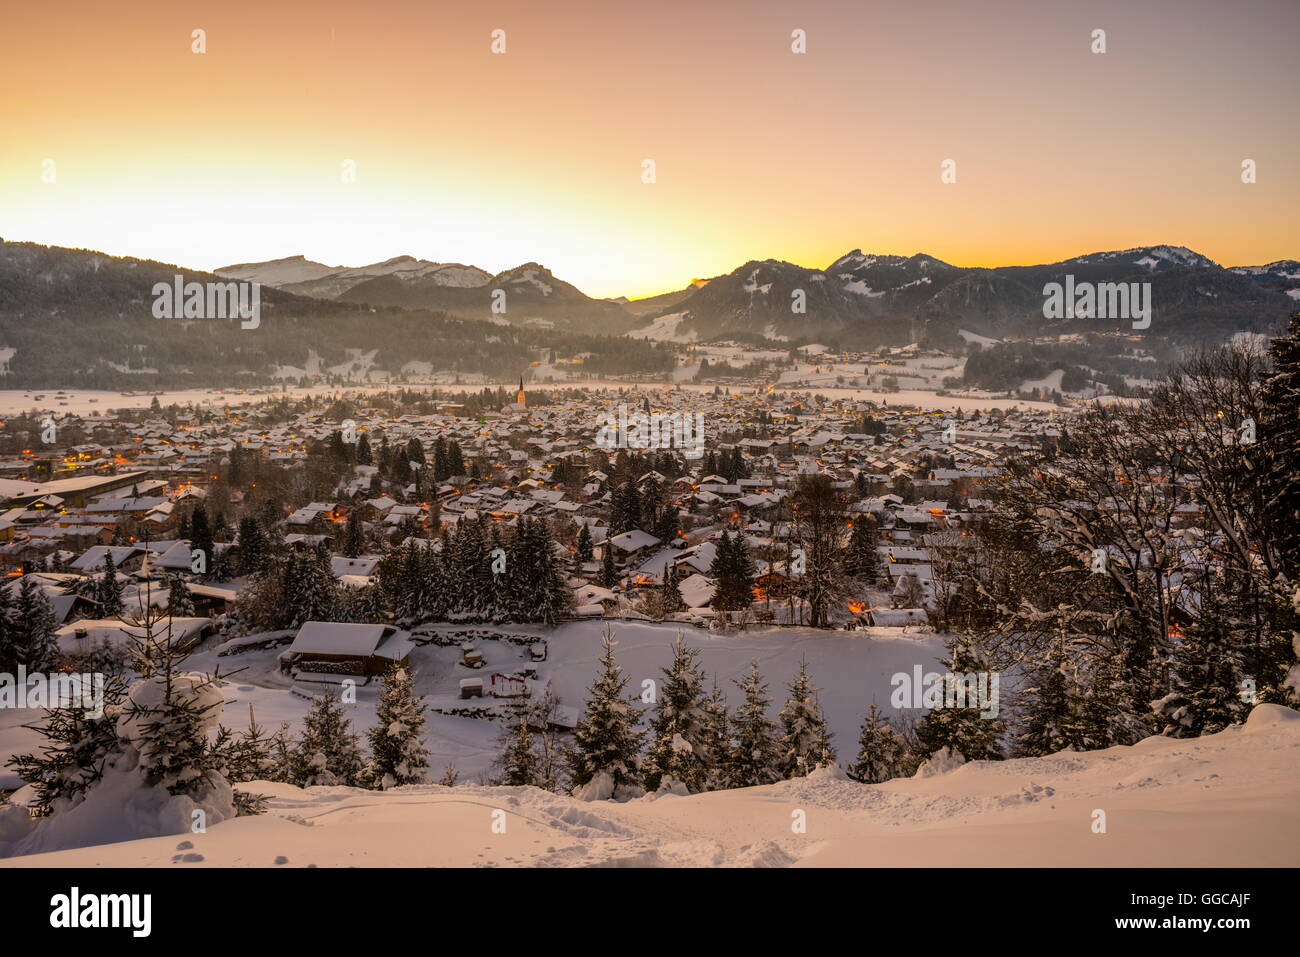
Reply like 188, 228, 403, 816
5, 705, 1296, 868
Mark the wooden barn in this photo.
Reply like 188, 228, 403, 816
279, 621, 413, 677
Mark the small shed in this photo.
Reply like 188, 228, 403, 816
280, 621, 413, 676
489, 673, 528, 698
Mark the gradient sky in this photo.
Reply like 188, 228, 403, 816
2, 0, 1297, 298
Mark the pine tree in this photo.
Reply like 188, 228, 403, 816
284, 547, 340, 627
777, 660, 837, 777
660, 563, 684, 614
451, 517, 493, 621
97, 552, 123, 617
639, 475, 664, 531
419, 540, 449, 622
712, 531, 755, 612
190, 508, 214, 580
1084, 624, 1161, 747
843, 517, 882, 585
392, 449, 411, 485
290, 692, 366, 787
915, 641, 1005, 762
269, 723, 294, 782
378, 541, 422, 623
7, 675, 126, 816
0, 584, 16, 673
849, 704, 909, 783
609, 481, 641, 536
119, 608, 229, 799
653, 505, 678, 545
166, 575, 195, 617
498, 705, 543, 786
366, 665, 430, 788
446, 440, 466, 477
501, 519, 534, 623
1013, 638, 1081, 756
699, 680, 731, 791
530, 519, 574, 626
567, 630, 645, 799
225, 705, 275, 783
643, 636, 712, 793
575, 524, 594, 565
1151, 580, 1249, 738
727, 660, 781, 787
340, 582, 387, 624
599, 542, 619, 588
340, 509, 365, 558
236, 516, 269, 576
13, 577, 58, 671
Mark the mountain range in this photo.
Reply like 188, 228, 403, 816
216, 257, 636, 335
641, 245, 1297, 346
0, 238, 1295, 388
218, 244, 1300, 347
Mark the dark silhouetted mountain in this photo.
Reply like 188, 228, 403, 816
337, 262, 636, 335
634, 245, 1295, 346
217, 255, 492, 300
0, 242, 663, 387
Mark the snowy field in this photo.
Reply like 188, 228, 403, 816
0, 376, 1066, 418
0, 361, 1071, 416
529, 382, 1065, 412
0, 620, 944, 800
4, 704, 1296, 868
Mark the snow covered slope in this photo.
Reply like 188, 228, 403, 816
4, 705, 1296, 868
215, 255, 492, 299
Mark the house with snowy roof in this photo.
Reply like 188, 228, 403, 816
599, 529, 660, 567
279, 621, 414, 678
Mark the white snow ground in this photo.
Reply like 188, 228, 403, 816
0, 621, 944, 802
3, 704, 1296, 868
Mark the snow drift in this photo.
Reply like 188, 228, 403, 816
3, 705, 1296, 868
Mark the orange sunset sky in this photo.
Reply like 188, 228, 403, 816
2, 0, 1297, 299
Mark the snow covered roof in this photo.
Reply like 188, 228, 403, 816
605, 530, 660, 553
677, 572, 715, 608
330, 556, 380, 577
69, 545, 145, 572
288, 621, 412, 661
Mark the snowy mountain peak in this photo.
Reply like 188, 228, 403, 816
1067, 245, 1219, 271
215, 255, 338, 286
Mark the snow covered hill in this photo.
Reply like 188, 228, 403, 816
3, 703, 1296, 868
1064, 245, 1219, 271
215, 255, 492, 299
621, 244, 1298, 347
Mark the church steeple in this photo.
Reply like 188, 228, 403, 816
516, 375, 526, 408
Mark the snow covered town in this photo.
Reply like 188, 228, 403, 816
0, 322, 1296, 869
